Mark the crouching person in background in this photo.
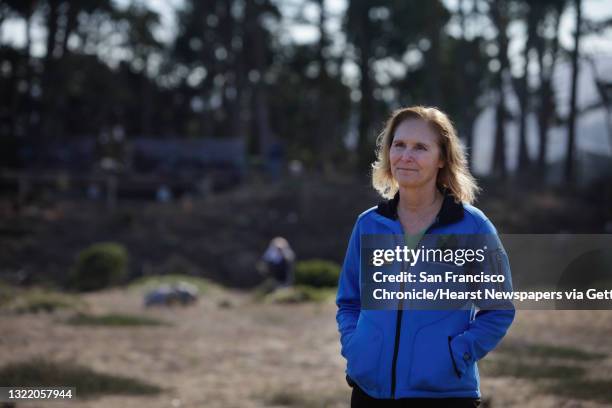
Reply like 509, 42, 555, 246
258, 237, 296, 289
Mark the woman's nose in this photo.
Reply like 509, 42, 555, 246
401, 149, 415, 162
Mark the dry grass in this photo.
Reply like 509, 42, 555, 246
1, 288, 612, 407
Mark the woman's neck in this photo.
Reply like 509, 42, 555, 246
397, 184, 441, 214
396, 184, 443, 234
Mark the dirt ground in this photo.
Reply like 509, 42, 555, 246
2, 287, 612, 408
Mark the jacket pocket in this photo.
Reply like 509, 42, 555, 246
408, 324, 477, 392
345, 313, 384, 390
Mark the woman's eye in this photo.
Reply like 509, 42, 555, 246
415, 144, 427, 151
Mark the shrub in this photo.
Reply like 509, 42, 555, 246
294, 259, 340, 288
263, 285, 335, 304
0, 279, 15, 307
70, 242, 128, 291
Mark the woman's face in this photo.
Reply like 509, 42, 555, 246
389, 118, 444, 190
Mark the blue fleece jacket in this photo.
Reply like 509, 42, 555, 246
336, 192, 515, 399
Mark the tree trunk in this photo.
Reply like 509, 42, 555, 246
140, 70, 152, 136
199, 77, 214, 138
457, 0, 474, 169
23, 6, 33, 138
59, 2, 78, 58
492, 93, 508, 179
41, 1, 60, 141
426, 22, 442, 107
534, 2, 562, 180
315, 0, 333, 172
490, 0, 509, 179
516, 3, 536, 171
230, 38, 246, 139
356, 8, 373, 173
245, 0, 272, 156
44, 1, 59, 62
565, 0, 582, 184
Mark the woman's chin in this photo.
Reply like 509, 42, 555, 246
395, 178, 432, 190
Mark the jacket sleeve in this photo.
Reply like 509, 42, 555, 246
449, 217, 515, 376
336, 221, 361, 359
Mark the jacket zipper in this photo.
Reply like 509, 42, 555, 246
390, 217, 440, 399
390, 282, 404, 398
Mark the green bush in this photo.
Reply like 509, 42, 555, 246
263, 285, 335, 304
294, 259, 341, 288
70, 242, 128, 292
0, 279, 15, 307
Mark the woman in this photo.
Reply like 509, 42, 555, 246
336, 106, 515, 407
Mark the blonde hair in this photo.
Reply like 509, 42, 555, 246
371, 106, 479, 204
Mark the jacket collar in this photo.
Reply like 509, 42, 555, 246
376, 188, 464, 227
